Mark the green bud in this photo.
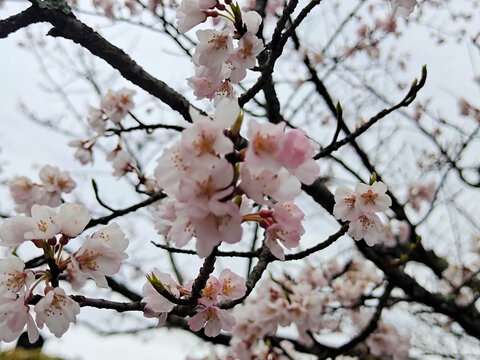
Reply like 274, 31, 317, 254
146, 272, 166, 293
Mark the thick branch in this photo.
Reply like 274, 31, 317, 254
6, 5, 193, 121
0, 6, 43, 38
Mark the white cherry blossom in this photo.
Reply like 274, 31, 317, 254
59, 203, 91, 238
34, 287, 81, 338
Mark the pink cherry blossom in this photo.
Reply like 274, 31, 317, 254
0, 257, 34, 298
178, 158, 234, 211
245, 120, 285, 173
188, 305, 236, 337
188, 200, 243, 258
153, 199, 196, 248
34, 287, 81, 338
87, 106, 108, 134
71, 232, 125, 288
187, 66, 227, 100
65, 264, 87, 291
366, 320, 410, 360
9, 176, 34, 204
264, 202, 305, 260
355, 182, 392, 214
180, 120, 233, 162
213, 80, 236, 104
242, 11, 262, 34
407, 181, 436, 211
111, 150, 135, 177
68, 139, 94, 165
154, 144, 189, 197
347, 213, 383, 246
240, 166, 301, 205
218, 269, 247, 301
176, 0, 216, 33
198, 275, 222, 306
100, 88, 135, 123
230, 32, 264, 76
276, 129, 319, 185
333, 187, 359, 221
59, 203, 91, 238
39, 165, 76, 196
194, 29, 234, 69
0, 291, 38, 343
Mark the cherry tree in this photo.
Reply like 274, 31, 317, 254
0, 0, 480, 358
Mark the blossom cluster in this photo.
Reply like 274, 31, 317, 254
407, 181, 436, 211
366, 320, 411, 360
67, 87, 148, 182
142, 268, 246, 337
176, 0, 264, 102
68, 88, 136, 166
87, 87, 135, 135
153, 99, 319, 259
10, 165, 76, 215
224, 260, 409, 359
0, 202, 128, 342
333, 181, 392, 246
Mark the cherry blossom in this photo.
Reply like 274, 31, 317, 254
111, 150, 136, 178
176, 0, 216, 33
198, 275, 222, 306
24, 205, 62, 240
407, 181, 436, 211
68, 139, 94, 165
229, 32, 264, 81
218, 268, 247, 301
59, 203, 91, 238
89, 222, 129, 260
263, 202, 305, 260
245, 120, 285, 173
355, 181, 392, 214
34, 287, 81, 338
153, 199, 196, 248
8, 167, 77, 216
180, 120, 233, 163
0, 216, 35, 247
188, 305, 236, 337
0, 257, 34, 298
178, 158, 234, 211
154, 144, 189, 197
334, 181, 392, 246
39, 165, 76, 196
71, 223, 128, 287
347, 213, 383, 246
188, 200, 243, 257
100, 88, 135, 123
276, 129, 319, 185
366, 320, 411, 360
9, 176, 34, 205
0, 291, 38, 343
87, 106, 108, 134
194, 30, 234, 69
333, 187, 358, 221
